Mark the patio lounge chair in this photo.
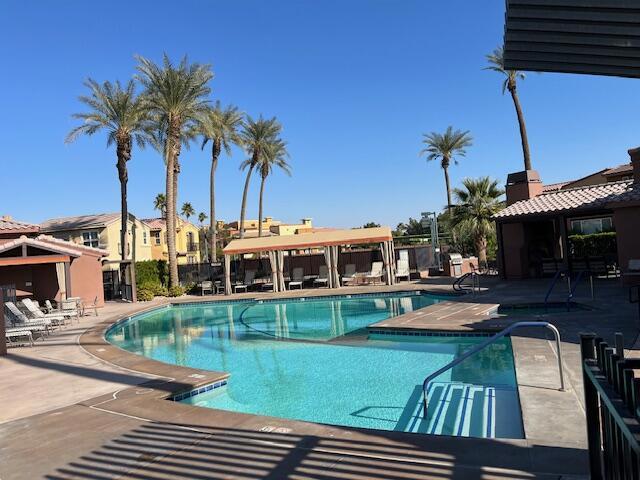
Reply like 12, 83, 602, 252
341, 264, 357, 285
21, 299, 67, 327
365, 261, 384, 284
288, 268, 304, 290
60, 299, 81, 322
234, 270, 256, 293
314, 265, 330, 287
201, 281, 213, 296
4, 302, 49, 338
395, 259, 410, 282
4, 317, 34, 347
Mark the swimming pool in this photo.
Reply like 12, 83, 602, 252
106, 292, 523, 439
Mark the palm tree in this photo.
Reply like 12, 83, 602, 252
238, 115, 282, 238
420, 126, 473, 215
200, 102, 243, 260
136, 54, 213, 287
181, 202, 195, 220
66, 79, 148, 273
450, 177, 504, 267
198, 212, 207, 224
253, 139, 291, 237
154, 193, 166, 217
485, 47, 532, 171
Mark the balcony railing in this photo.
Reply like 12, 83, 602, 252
186, 242, 199, 253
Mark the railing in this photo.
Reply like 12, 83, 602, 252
422, 321, 565, 418
544, 269, 566, 311
580, 333, 640, 479
186, 242, 199, 252
566, 269, 595, 310
452, 271, 480, 295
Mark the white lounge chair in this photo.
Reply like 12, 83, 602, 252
234, 270, 256, 293
5, 322, 34, 347
342, 264, 357, 286
314, 265, 330, 287
288, 268, 304, 290
365, 261, 384, 284
21, 299, 67, 327
60, 299, 81, 322
201, 281, 213, 296
4, 302, 49, 338
395, 259, 410, 282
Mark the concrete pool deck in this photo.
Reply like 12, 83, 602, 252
1, 277, 637, 478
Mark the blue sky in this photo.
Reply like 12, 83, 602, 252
1, 1, 639, 229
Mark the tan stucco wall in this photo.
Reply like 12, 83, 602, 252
69, 254, 105, 306
147, 220, 202, 265
613, 206, 640, 276
500, 223, 528, 279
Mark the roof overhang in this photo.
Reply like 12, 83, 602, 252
504, 0, 640, 78
223, 227, 393, 255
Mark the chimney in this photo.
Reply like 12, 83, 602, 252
301, 218, 312, 227
628, 146, 640, 184
505, 170, 543, 206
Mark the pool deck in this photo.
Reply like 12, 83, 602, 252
2, 277, 638, 479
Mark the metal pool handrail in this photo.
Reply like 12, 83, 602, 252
422, 321, 565, 418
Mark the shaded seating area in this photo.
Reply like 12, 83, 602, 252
222, 227, 397, 294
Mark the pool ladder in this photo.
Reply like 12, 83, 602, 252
544, 269, 594, 312
422, 321, 566, 419
452, 271, 480, 295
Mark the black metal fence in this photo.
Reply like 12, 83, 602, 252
580, 332, 640, 479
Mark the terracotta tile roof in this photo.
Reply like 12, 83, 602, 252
40, 213, 120, 232
36, 234, 108, 257
0, 235, 81, 257
0, 216, 39, 234
141, 217, 197, 230
542, 181, 573, 193
603, 163, 633, 177
494, 180, 636, 219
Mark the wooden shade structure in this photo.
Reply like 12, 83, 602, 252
222, 227, 396, 294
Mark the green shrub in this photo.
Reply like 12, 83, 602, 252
136, 287, 154, 302
150, 284, 168, 296
135, 260, 168, 287
168, 285, 185, 297
569, 231, 617, 258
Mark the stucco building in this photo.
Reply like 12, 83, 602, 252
142, 217, 202, 265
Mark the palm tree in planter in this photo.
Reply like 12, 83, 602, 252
136, 54, 213, 287
154, 193, 167, 217
66, 78, 148, 277
485, 47, 532, 171
420, 126, 473, 216
238, 115, 282, 238
450, 177, 504, 268
251, 138, 291, 237
181, 202, 195, 221
200, 102, 243, 260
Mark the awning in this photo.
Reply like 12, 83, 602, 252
223, 227, 393, 255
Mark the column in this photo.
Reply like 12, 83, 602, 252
224, 255, 232, 295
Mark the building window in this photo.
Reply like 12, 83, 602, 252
570, 217, 613, 235
82, 231, 99, 248
143, 231, 148, 245
152, 231, 161, 245
187, 255, 196, 264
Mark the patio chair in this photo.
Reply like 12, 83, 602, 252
365, 261, 384, 284
234, 270, 256, 293
395, 259, 410, 282
4, 302, 49, 337
201, 281, 213, 296
314, 265, 330, 288
288, 268, 304, 290
82, 296, 99, 316
21, 299, 67, 327
60, 298, 81, 322
4, 322, 34, 347
341, 264, 357, 286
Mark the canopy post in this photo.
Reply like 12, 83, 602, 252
224, 254, 232, 295
331, 245, 340, 289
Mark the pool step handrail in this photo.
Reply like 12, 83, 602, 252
453, 271, 480, 295
566, 269, 594, 310
422, 321, 565, 419
544, 269, 567, 311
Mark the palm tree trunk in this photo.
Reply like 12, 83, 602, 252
476, 235, 488, 268
239, 162, 255, 239
509, 86, 532, 171
443, 165, 452, 216
116, 137, 131, 296
166, 119, 181, 288
210, 140, 220, 262
258, 174, 266, 237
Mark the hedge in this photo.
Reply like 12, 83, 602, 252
135, 260, 168, 288
568, 231, 617, 258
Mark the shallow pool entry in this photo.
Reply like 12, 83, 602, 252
106, 293, 524, 439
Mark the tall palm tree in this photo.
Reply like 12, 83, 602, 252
253, 139, 291, 237
66, 79, 148, 274
154, 193, 167, 217
450, 177, 504, 267
238, 115, 282, 238
485, 47, 532, 171
136, 54, 213, 287
198, 212, 208, 224
200, 102, 243, 260
420, 126, 473, 215
181, 202, 195, 220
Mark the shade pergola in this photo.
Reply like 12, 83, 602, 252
222, 227, 396, 294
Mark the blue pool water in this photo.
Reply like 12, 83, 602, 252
107, 292, 523, 438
